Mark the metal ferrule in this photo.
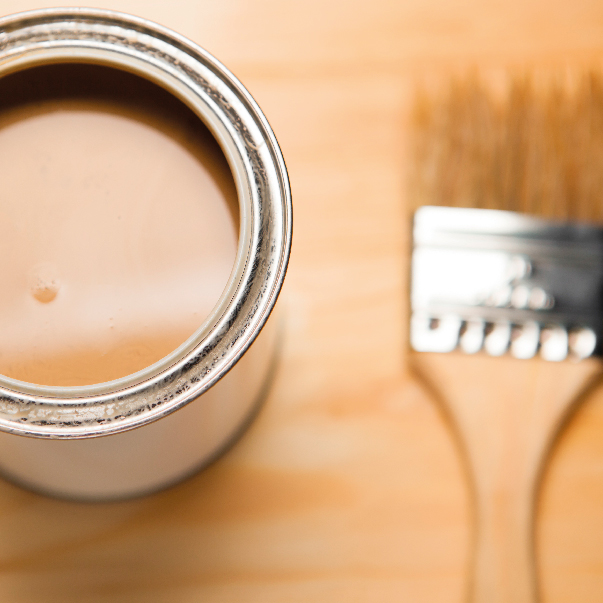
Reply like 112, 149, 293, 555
411, 206, 602, 362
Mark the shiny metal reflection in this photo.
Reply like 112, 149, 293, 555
411, 206, 602, 361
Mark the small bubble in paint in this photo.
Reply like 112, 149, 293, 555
29, 263, 61, 303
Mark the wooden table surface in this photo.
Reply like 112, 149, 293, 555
1, 1, 603, 601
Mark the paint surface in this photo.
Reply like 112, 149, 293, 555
0, 65, 238, 386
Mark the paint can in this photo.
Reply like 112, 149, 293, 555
0, 8, 292, 500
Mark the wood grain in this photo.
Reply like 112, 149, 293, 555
0, 0, 601, 601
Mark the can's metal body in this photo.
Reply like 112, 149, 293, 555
0, 9, 292, 500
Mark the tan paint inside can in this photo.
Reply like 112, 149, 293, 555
0, 64, 239, 387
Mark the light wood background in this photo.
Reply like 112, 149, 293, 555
1, 1, 603, 601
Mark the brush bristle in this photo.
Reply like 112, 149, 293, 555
410, 73, 603, 222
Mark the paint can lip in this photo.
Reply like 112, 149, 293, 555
0, 8, 292, 438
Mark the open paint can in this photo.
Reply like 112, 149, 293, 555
0, 8, 292, 500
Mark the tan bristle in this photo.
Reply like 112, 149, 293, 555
409, 72, 603, 222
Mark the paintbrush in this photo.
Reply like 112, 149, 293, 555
408, 73, 603, 603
